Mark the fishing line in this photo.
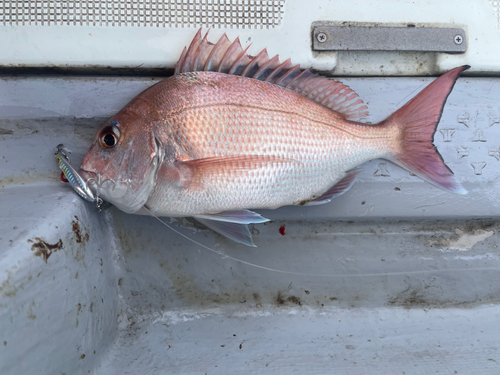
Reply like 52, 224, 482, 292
143, 207, 500, 278
143, 206, 309, 275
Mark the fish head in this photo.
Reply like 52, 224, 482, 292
78, 106, 160, 214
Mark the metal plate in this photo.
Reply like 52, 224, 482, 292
313, 25, 467, 53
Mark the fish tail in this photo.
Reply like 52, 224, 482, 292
382, 65, 469, 195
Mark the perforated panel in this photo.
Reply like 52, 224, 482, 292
490, 0, 500, 28
0, 0, 286, 28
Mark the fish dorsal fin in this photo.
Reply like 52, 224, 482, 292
175, 29, 369, 121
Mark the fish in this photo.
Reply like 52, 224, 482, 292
78, 29, 468, 247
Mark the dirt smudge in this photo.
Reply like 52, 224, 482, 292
29, 237, 63, 263
427, 228, 494, 250
0, 273, 17, 297
275, 291, 302, 307
0, 128, 14, 135
388, 289, 428, 308
27, 301, 36, 320
72, 218, 89, 245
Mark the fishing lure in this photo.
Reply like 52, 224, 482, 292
54, 144, 101, 207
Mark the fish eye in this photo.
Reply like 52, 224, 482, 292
99, 124, 121, 149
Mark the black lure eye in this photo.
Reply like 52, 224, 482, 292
99, 123, 121, 149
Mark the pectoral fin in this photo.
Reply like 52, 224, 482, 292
193, 209, 269, 247
194, 210, 270, 224
179, 155, 299, 189
305, 169, 362, 206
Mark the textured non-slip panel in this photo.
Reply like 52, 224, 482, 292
0, 0, 286, 28
490, 0, 500, 28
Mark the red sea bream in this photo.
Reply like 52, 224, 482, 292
78, 30, 468, 246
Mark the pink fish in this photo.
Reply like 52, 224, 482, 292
79, 30, 468, 246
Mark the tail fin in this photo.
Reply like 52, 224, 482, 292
383, 65, 469, 195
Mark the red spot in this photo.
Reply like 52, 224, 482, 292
279, 225, 286, 236
60, 172, 68, 183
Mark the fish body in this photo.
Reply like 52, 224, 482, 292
79, 30, 467, 246
144, 71, 391, 216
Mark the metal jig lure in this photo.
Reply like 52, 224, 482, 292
54, 144, 103, 209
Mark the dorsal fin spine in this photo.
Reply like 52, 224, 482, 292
193, 31, 211, 71
217, 33, 234, 73
218, 38, 241, 73
175, 47, 187, 75
242, 49, 269, 77
229, 44, 252, 75
181, 30, 200, 72
265, 58, 292, 82
188, 29, 204, 72
203, 33, 227, 71
285, 69, 309, 89
254, 54, 280, 80
276, 65, 301, 86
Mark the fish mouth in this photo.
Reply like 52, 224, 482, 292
77, 168, 106, 193
77, 168, 117, 199
77, 156, 159, 214
77, 169, 97, 184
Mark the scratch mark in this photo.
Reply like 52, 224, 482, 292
414, 202, 445, 210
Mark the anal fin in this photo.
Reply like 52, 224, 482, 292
304, 169, 362, 206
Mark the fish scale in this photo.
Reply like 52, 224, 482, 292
144, 72, 390, 217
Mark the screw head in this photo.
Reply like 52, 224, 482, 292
317, 32, 327, 43
454, 35, 463, 45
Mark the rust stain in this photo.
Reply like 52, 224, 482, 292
29, 237, 63, 263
